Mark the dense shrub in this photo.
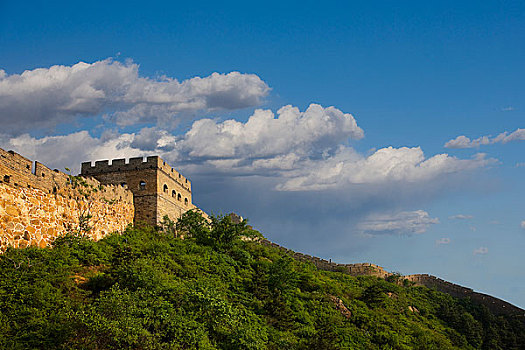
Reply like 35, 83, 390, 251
0, 213, 524, 349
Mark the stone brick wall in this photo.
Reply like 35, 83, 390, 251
81, 156, 194, 225
260, 239, 524, 316
156, 161, 193, 224
260, 239, 390, 278
404, 274, 525, 316
0, 148, 134, 253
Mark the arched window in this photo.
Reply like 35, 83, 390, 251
139, 181, 146, 190
163, 184, 168, 193
3, 175, 10, 183
172, 190, 176, 197
177, 193, 181, 201
184, 198, 188, 206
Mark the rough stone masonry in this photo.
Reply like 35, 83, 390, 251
0, 148, 199, 252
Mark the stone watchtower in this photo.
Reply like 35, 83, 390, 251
81, 156, 193, 226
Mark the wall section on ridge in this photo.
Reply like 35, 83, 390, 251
404, 274, 525, 316
260, 238, 525, 316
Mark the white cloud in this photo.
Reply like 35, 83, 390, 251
501, 106, 515, 111
170, 105, 493, 191
436, 238, 451, 245
1, 103, 496, 193
445, 128, 525, 149
178, 104, 363, 159
444, 135, 491, 149
1, 131, 144, 172
516, 162, 525, 168
274, 147, 494, 191
0, 59, 270, 134
129, 127, 177, 151
521, 221, 525, 229
473, 247, 489, 255
358, 210, 439, 235
449, 214, 474, 220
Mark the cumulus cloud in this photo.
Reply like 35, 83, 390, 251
0, 59, 270, 134
274, 147, 494, 191
449, 214, 474, 220
129, 127, 176, 152
521, 221, 525, 229
473, 247, 489, 255
436, 238, 451, 245
170, 105, 493, 191
357, 210, 439, 235
445, 128, 525, 149
1, 103, 496, 193
1, 131, 144, 172
178, 104, 363, 159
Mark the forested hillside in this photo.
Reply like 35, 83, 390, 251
0, 212, 524, 349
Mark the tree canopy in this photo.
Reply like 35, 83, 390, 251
0, 212, 523, 349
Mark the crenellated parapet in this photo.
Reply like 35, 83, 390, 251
81, 156, 191, 192
0, 148, 71, 193
81, 155, 196, 226
260, 239, 390, 278
259, 238, 524, 316
404, 274, 525, 316
0, 147, 202, 250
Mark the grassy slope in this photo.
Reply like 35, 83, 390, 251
0, 217, 524, 349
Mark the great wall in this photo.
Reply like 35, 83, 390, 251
0, 147, 523, 317
261, 239, 525, 316
0, 147, 200, 252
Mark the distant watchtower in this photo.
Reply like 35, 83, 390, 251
81, 156, 193, 226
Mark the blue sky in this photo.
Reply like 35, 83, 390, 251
1, 1, 524, 307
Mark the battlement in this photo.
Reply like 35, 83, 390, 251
259, 238, 524, 316
81, 156, 191, 192
404, 274, 524, 316
81, 155, 194, 225
0, 147, 71, 193
260, 239, 390, 278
